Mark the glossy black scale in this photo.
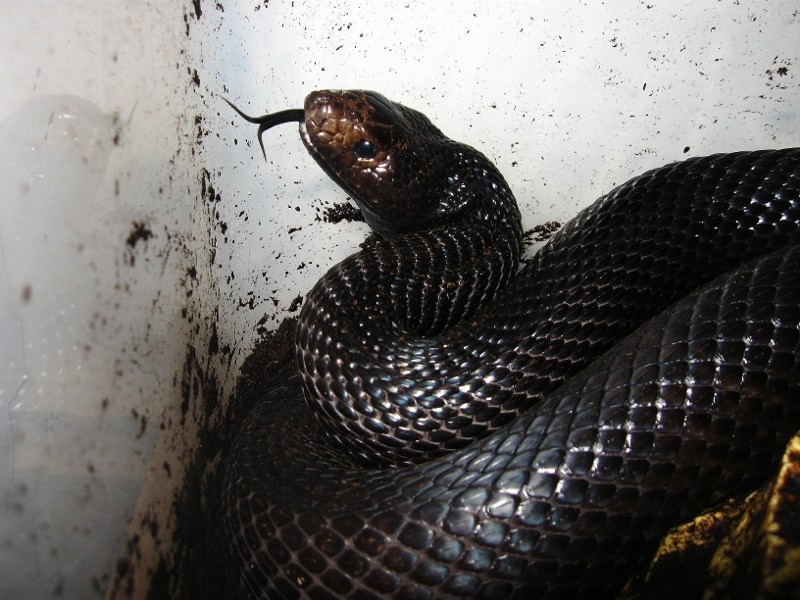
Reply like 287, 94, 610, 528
223, 89, 800, 599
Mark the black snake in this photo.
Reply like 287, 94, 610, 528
223, 90, 800, 599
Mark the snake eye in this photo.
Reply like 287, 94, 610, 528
354, 139, 378, 159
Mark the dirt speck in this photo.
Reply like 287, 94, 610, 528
126, 221, 154, 249
288, 295, 303, 312
131, 409, 148, 439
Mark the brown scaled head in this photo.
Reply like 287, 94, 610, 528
299, 90, 453, 237
226, 90, 458, 238
300, 90, 398, 192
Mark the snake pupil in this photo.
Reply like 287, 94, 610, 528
354, 139, 378, 159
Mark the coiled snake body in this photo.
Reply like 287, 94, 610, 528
224, 90, 800, 599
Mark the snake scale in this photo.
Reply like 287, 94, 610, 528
223, 90, 800, 599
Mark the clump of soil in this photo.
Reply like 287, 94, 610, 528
322, 201, 364, 224
524, 220, 561, 243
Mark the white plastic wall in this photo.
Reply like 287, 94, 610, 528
0, 2, 797, 599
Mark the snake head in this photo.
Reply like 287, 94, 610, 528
300, 89, 464, 238
227, 90, 518, 240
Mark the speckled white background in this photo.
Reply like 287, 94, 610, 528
0, 1, 797, 598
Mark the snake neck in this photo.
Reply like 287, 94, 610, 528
437, 141, 524, 232
294, 144, 524, 466
305, 141, 524, 337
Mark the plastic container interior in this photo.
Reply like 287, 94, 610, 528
0, 2, 797, 599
